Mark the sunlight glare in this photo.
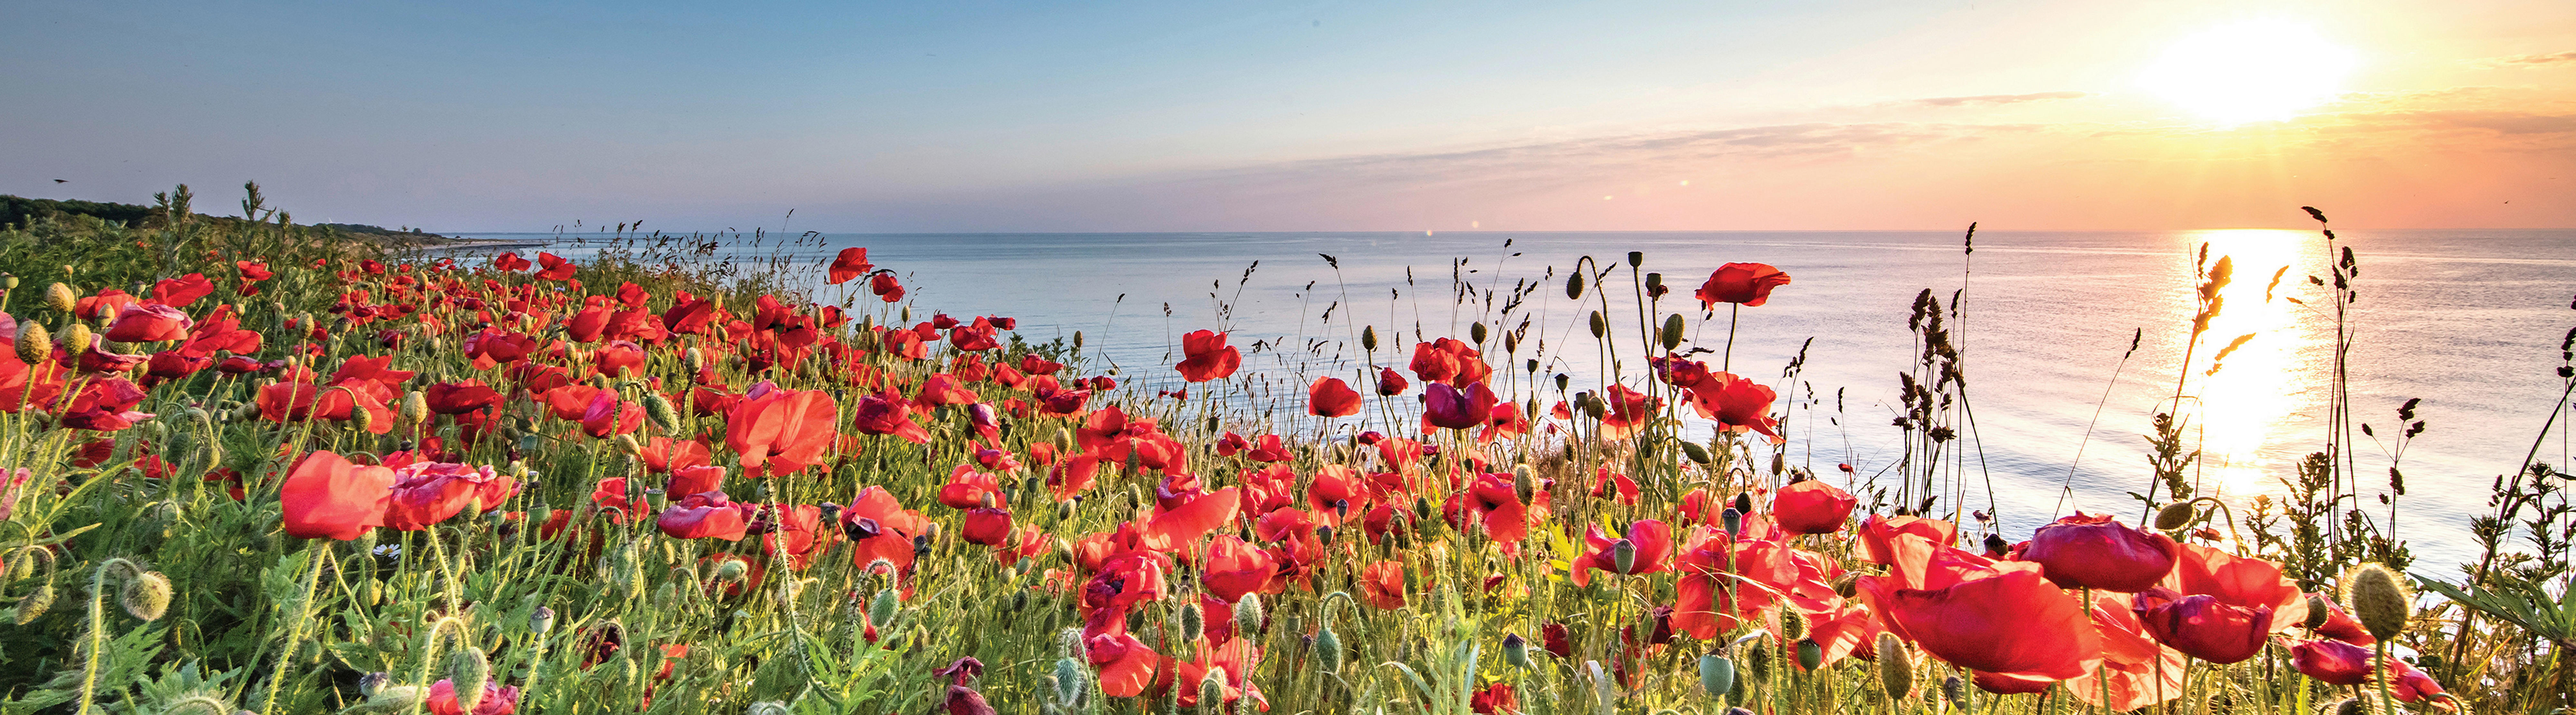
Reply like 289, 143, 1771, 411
2140, 20, 2359, 125
2182, 229, 2322, 494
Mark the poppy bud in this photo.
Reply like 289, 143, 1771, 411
348, 404, 374, 433
1588, 311, 1606, 339
1179, 602, 1204, 642
748, 702, 791, 715
59, 322, 92, 353
14, 323, 49, 365
2303, 593, 2334, 630
43, 283, 75, 312
1626, 251, 1644, 268
1198, 668, 1226, 712
1413, 496, 1434, 523
2342, 563, 2411, 640
1875, 633, 1911, 697
1360, 326, 1378, 352
1052, 657, 1084, 704
1502, 633, 1531, 668
1233, 594, 1264, 636
1073, 330, 1084, 350
1314, 626, 1343, 672
1661, 313, 1686, 351
869, 589, 898, 625
397, 391, 429, 427
1795, 638, 1823, 672
644, 393, 680, 433
11, 584, 52, 625
2154, 501, 2198, 531
1504, 330, 1520, 352
1566, 273, 1585, 300
0, 275, 14, 290
1468, 321, 1488, 345
1745, 642, 1773, 683
1698, 654, 1735, 696
1680, 441, 1711, 465
121, 571, 171, 621
450, 646, 492, 712
1512, 465, 1535, 504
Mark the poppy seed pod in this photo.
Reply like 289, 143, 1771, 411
2343, 563, 2412, 640
2154, 501, 2199, 531
14, 323, 49, 365
1796, 638, 1823, 672
1502, 632, 1531, 668
1627, 251, 1644, 268
1554, 373, 1570, 392
1588, 311, 1606, 339
1611, 539, 1638, 575
530, 606, 555, 636
1876, 633, 1912, 697
449, 646, 492, 712
43, 283, 76, 312
1470, 321, 1488, 344
121, 571, 172, 621
1698, 654, 1735, 697
1720, 508, 1743, 535
1359, 325, 1377, 351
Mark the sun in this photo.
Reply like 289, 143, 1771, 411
2139, 20, 2360, 125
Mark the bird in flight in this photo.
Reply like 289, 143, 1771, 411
53, 179, 67, 183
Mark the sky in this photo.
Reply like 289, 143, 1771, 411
3, 0, 2571, 232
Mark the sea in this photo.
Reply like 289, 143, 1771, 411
446, 228, 2576, 571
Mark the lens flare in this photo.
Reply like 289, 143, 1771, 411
2140, 20, 2359, 125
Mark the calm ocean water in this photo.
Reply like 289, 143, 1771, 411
453, 228, 2576, 569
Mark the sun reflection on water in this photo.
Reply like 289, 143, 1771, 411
2175, 229, 2326, 497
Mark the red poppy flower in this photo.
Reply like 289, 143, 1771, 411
1175, 330, 1241, 382
658, 491, 751, 541
915, 373, 980, 407
1359, 560, 1408, 609
1085, 632, 1160, 698
535, 252, 578, 281
1202, 534, 1276, 603
2165, 543, 2308, 633
1308, 376, 1362, 417
1147, 484, 1239, 545
827, 247, 873, 284
2303, 591, 2375, 645
727, 384, 841, 476
1770, 478, 1856, 534
2064, 591, 2186, 711
148, 273, 215, 308
424, 380, 503, 415
385, 462, 515, 531
2130, 588, 2271, 664
1422, 381, 1499, 430
280, 451, 396, 540
1471, 683, 1519, 715
842, 486, 932, 571
427, 678, 521, 715
2022, 512, 2177, 592
1407, 339, 1490, 387
1569, 519, 1673, 586
1375, 367, 1409, 396
1694, 262, 1792, 308
851, 389, 932, 444
2287, 638, 2374, 685
960, 506, 1013, 546
236, 260, 274, 282
936, 464, 1008, 509
104, 304, 192, 343
665, 465, 726, 497
870, 273, 906, 302
1878, 569, 2101, 691
1593, 383, 1659, 439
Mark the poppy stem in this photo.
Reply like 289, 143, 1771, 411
1722, 304, 1739, 374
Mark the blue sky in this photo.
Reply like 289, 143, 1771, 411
5, 0, 2571, 231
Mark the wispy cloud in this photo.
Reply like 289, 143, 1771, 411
1910, 91, 2092, 107
2477, 51, 2576, 68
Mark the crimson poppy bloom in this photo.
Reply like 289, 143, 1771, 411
1359, 560, 1408, 609
727, 384, 841, 475
1569, 519, 1673, 586
279, 450, 395, 540
666, 465, 726, 497
1878, 569, 2101, 691
870, 272, 905, 302
842, 486, 932, 571
1202, 534, 1276, 603
1422, 382, 1499, 430
1407, 339, 1491, 387
827, 247, 873, 284
2304, 592, 2375, 645
427, 678, 521, 715
936, 464, 1007, 509
2130, 588, 2271, 664
1085, 632, 1160, 698
2288, 638, 2374, 685
2023, 512, 2177, 592
1670, 367, 1781, 442
424, 380, 502, 415
1308, 376, 1362, 417
2166, 543, 2309, 633
851, 389, 932, 444
385, 461, 515, 531
658, 491, 751, 541
104, 303, 191, 343
1694, 262, 1792, 307
960, 506, 1013, 546
1470, 683, 1518, 715
1771, 479, 1857, 534
492, 252, 531, 271
1376, 366, 1409, 396
1175, 330, 1241, 382
535, 252, 578, 281
915, 373, 980, 407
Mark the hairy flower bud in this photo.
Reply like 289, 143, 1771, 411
1681, 441, 1712, 465
643, 392, 680, 433
1314, 626, 1343, 672
121, 571, 172, 621
59, 322, 93, 354
400, 392, 429, 427
1876, 633, 1912, 697
43, 283, 76, 312
1232, 593, 1264, 636
1512, 465, 1536, 505
14, 323, 50, 365
2153, 501, 2198, 531
11, 584, 53, 624
2343, 563, 2412, 641
1179, 602, 1205, 642
1198, 667, 1226, 713
449, 646, 492, 712
1662, 313, 1686, 352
